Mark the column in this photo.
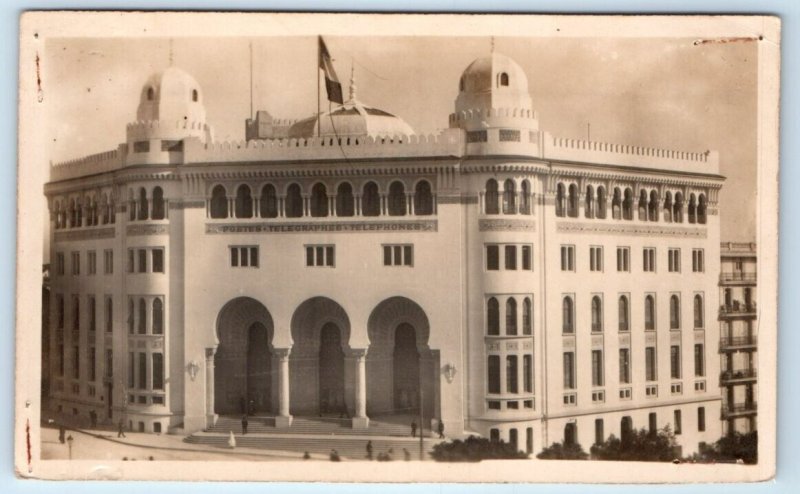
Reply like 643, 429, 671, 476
352, 349, 369, 429
275, 348, 293, 427
407, 193, 414, 215
329, 195, 337, 217
278, 196, 285, 218
253, 198, 260, 218
205, 348, 217, 427
355, 195, 362, 216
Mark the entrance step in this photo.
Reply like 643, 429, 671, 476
206, 415, 432, 438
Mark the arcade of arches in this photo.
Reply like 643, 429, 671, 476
210, 296, 440, 428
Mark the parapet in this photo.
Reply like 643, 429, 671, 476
50, 146, 125, 182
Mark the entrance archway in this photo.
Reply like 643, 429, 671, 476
214, 297, 275, 416
318, 323, 346, 414
393, 323, 420, 412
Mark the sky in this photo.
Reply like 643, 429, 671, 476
43, 35, 757, 242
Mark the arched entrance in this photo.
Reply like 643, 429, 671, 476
214, 297, 275, 416
367, 297, 439, 420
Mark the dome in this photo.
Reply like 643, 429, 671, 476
455, 52, 532, 114
136, 66, 207, 124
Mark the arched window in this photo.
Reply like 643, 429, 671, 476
388, 181, 406, 216
568, 184, 579, 217
192, 89, 198, 102
612, 188, 622, 219
645, 295, 655, 330
670, 295, 681, 330
698, 194, 707, 224
555, 183, 566, 217
585, 185, 595, 218
663, 192, 673, 223
638, 189, 648, 221
503, 179, 516, 214
499, 72, 509, 87
209, 185, 228, 219
485, 179, 499, 215
310, 183, 328, 217
152, 298, 163, 335
520, 180, 531, 215
673, 193, 684, 223
138, 187, 149, 220
597, 186, 607, 219
688, 193, 697, 224
693, 294, 704, 329
260, 184, 278, 218
151, 186, 165, 220
591, 296, 603, 332
622, 188, 633, 220
523, 297, 532, 335
506, 298, 518, 335
234, 185, 253, 218
285, 183, 303, 218
138, 298, 147, 334
648, 190, 659, 222
414, 180, 433, 216
127, 299, 134, 334
618, 296, 629, 331
487, 297, 499, 336
147, 87, 154, 101
562, 296, 574, 333
336, 182, 355, 217
362, 182, 380, 217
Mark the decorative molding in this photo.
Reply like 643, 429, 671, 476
557, 221, 707, 238
206, 220, 438, 234
479, 218, 536, 232
522, 341, 533, 350
645, 332, 657, 345
670, 331, 682, 344
694, 330, 706, 343
562, 335, 576, 350
618, 333, 631, 347
54, 227, 115, 242
170, 200, 205, 210
486, 342, 500, 351
127, 224, 169, 236
591, 335, 604, 348
505, 341, 519, 351
437, 195, 478, 205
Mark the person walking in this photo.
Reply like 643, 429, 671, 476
437, 419, 445, 439
366, 440, 373, 460
58, 425, 66, 444
89, 410, 97, 429
329, 449, 341, 462
410, 420, 417, 438
117, 419, 126, 438
241, 414, 249, 435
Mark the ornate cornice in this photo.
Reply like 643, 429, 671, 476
54, 227, 115, 242
205, 219, 438, 234
557, 221, 707, 238
479, 218, 536, 232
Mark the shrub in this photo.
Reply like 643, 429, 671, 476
699, 431, 757, 464
590, 426, 679, 462
430, 435, 528, 462
536, 441, 589, 460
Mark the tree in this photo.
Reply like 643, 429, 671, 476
536, 441, 589, 460
590, 426, 679, 462
430, 436, 528, 462
699, 431, 757, 464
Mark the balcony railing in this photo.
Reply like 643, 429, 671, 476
719, 272, 757, 283
720, 369, 758, 384
719, 303, 757, 317
719, 335, 758, 350
721, 402, 758, 418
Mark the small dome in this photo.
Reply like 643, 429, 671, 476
455, 52, 532, 114
136, 66, 206, 124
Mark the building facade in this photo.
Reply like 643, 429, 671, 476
44, 51, 724, 455
719, 242, 758, 435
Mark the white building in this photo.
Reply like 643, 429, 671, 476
44, 49, 724, 456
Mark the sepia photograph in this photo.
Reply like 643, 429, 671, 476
15, 12, 780, 483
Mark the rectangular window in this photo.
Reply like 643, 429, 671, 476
649, 412, 657, 433
72, 345, 80, 379
87, 251, 97, 275
128, 352, 135, 388
668, 248, 681, 273
698, 407, 706, 431
563, 352, 576, 389
56, 252, 65, 276
230, 246, 259, 267
674, 410, 682, 435
505, 245, 517, 270
105, 349, 113, 378
161, 140, 183, 152
133, 140, 150, 153
467, 130, 488, 143
506, 355, 518, 393
56, 294, 64, 329
645, 347, 657, 382
487, 355, 500, 394
152, 248, 165, 273
595, 419, 604, 445
643, 248, 656, 272
104, 249, 113, 274
590, 246, 603, 272
71, 251, 80, 275
383, 244, 413, 266
72, 295, 80, 333
137, 249, 147, 273
523, 355, 533, 393
486, 245, 499, 270
694, 344, 705, 377
592, 350, 604, 387
306, 245, 335, 267
88, 296, 96, 332
152, 353, 164, 390
671, 345, 681, 379
619, 348, 631, 384
499, 129, 521, 142
692, 249, 705, 272
57, 344, 64, 376
560, 245, 575, 272
521, 245, 532, 270
138, 352, 147, 390
616, 247, 630, 272
89, 347, 96, 381
127, 249, 134, 273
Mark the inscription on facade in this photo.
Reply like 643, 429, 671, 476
54, 227, 116, 242
478, 218, 537, 232
206, 220, 438, 234
557, 221, 707, 238
127, 224, 169, 236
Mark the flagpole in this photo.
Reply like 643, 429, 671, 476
317, 37, 321, 138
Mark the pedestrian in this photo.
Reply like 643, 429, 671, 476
58, 425, 66, 444
117, 419, 126, 438
410, 420, 417, 438
437, 419, 445, 439
366, 440, 373, 460
89, 410, 97, 429
403, 448, 411, 461
330, 449, 341, 462
241, 414, 248, 435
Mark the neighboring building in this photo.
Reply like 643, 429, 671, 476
44, 50, 724, 455
718, 242, 758, 435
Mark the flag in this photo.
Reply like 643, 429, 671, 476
318, 36, 343, 105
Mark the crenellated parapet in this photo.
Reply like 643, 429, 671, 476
449, 107, 540, 132
50, 146, 125, 182
126, 119, 212, 143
